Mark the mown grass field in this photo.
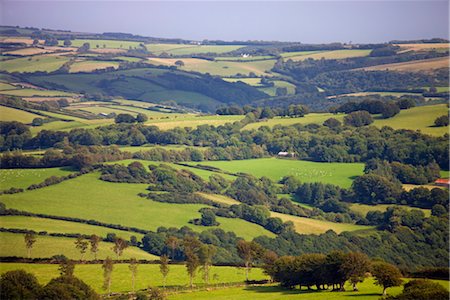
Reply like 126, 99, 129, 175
0, 232, 156, 260
0, 167, 75, 190
69, 60, 120, 73
169, 278, 449, 300
145, 114, 244, 130
59, 39, 141, 49
188, 158, 364, 188
270, 212, 373, 235
349, 203, 432, 218
0, 172, 272, 240
147, 58, 276, 77
0, 263, 266, 293
145, 43, 244, 55
0, 55, 70, 73
242, 113, 346, 130
0, 105, 44, 123
285, 49, 371, 61
373, 104, 449, 136
0, 216, 144, 240
362, 57, 449, 72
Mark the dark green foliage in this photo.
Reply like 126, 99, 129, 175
135, 113, 148, 123
115, 113, 136, 124
387, 279, 449, 300
372, 261, 403, 295
100, 162, 150, 183
0, 270, 41, 299
39, 276, 98, 300
200, 209, 219, 226
351, 173, 402, 204
344, 111, 374, 127
434, 115, 449, 127
147, 164, 206, 192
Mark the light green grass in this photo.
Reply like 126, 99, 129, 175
145, 114, 244, 130
440, 170, 449, 178
0, 82, 17, 90
0, 232, 156, 260
0, 167, 74, 190
0, 216, 143, 241
258, 80, 296, 96
0, 173, 271, 240
146, 44, 244, 55
349, 203, 432, 218
373, 104, 449, 136
270, 212, 373, 235
0, 105, 44, 123
216, 56, 274, 61
285, 49, 372, 61
69, 60, 120, 73
60, 39, 141, 49
0, 55, 70, 73
0, 88, 76, 96
168, 278, 449, 300
279, 51, 322, 58
242, 113, 346, 130
0, 263, 266, 293
222, 78, 263, 86
188, 158, 364, 188
29, 120, 88, 134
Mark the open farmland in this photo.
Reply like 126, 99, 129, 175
394, 43, 449, 52
145, 114, 244, 130
372, 104, 449, 136
0, 232, 156, 260
0, 55, 70, 73
0, 105, 44, 123
2, 47, 55, 56
349, 204, 431, 218
0, 263, 267, 293
186, 158, 364, 188
0, 167, 75, 190
69, 60, 120, 73
145, 43, 244, 55
362, 57, 449, 72
0, 88, 76, 97
58, 39, 141, 49
283, 49, 372, 61
242, 113, 346, 130
0, 216, 144, 240
0, 172, 273, 240
270, 212, 373, 234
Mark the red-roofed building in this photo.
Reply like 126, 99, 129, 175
435, 178, 450, 188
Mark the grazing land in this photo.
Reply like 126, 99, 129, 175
0, 232, 156, 260
349, 204, 431, 218
188, 158, 364, 188
0, 263, 266, 293
284, 49, 371, 61
362, 57, 449, 72
0, 172, 272, 240
0, 88, 76, 97
0, 55, 70, 73
0, 167, 75, 190
59, 39, 141, 49
145, 43, 244, 55
0, 105, 44, 123
394, 43, 450, 52
242, 113, 346, 130
372, 104, 449, 136
69, 60, 120, 73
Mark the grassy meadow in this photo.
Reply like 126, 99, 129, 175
69, 60, 120, 73
145, 43, 244, 55
0, 105, 43, 123
0, 167, 75, 190
0, 172, 272, 240
362, 57, 449, 72
0, 55, 70, 73
283, 49, 372, 61
0, 263, 266, 293
0, 232, 156, 260
187, 158, 364, 188
349, 203, 432, 218
242, 113, 346, 130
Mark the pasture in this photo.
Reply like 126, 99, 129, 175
0, 232, 156, 260
0, 88, 76, 97
0, 263, 266, 293
394, 43, 450, 52
144, 114, 244, 130
0, 55, 70, 73
0, 167, 75, 190
145, 43, 244, 55
283, 49, 371, 61
349, 203, 431, 218
58, 39, 141, 49
0, 105, 44, 123
372, 104, 449, 136
0, 216, 144, 241
270, 212, 373, 235
69, 60, 120, 73
187, 158, 364, 188
242, 113, 346, 130
362, 57, 449, 72
0, 172, 272, 240
258, 80, 296, 96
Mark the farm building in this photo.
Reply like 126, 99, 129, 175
277, 151, 296, 157
435, 178, 450, 188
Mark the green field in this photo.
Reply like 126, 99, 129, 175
0, 172, 272, 240
187, 158, 364, 188
0, 232, 155, 260
59, 39, 141, 49
145, 114, 244, 130
242, 113, 346, 130
168, 278, 449, 300
284, 49, 372, 61
0, 88, 76, 96
373, 104, 449, 136
0, 55, 70, 73
270, 212, 373, 235
0, 263, 266, 293
0, 167, 75, 190
0, 216, 143, 241
119, 145, 209, 153
349, 203, 432, 218
146, 43, 244, 55
69, 60, 120, 73
258, 80, 297, 96
0, 105, 44, 123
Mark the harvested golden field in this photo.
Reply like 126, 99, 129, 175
69, 60, 120, 73
394, 43, 449, 52
89, 48, 127, 54
362, 57, 449, 72
0, 37, 44, 45
23, 97, 78, 103
3, 47, 53, 56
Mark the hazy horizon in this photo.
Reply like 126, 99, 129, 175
1, 0, 449, 44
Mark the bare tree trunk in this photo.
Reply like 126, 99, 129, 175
383, 287, 387, 296
27, 248, 31, 259
245, 261, 249, 281
131, 273, 135, 292
190, 274, 193, 289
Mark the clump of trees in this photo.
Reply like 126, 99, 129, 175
434, 115, 449, 127
115, 113, 149, 124
344, 111, 374, 127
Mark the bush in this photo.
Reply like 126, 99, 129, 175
344, 111, 373, 127
0, 270, 41, 299
434, 115, 449, 127
387, 279, 449, 300
39, 276, 99, 300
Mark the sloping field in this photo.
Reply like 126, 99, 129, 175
373, 104, 448, 136
0, 167, 75, 190
3, 47, 54, 56
349, 204, 431, 218
0, 216, 144, 240
0, 232, 156, 260
59, 39, 141, 49
0, 55, 70, 73
146, 43, 244, 55
145, 114, 244, 130
285, 49, 371, 61
187, 158, 364, 188
394, 43, 449, 52
0, 173, 272, 240
147, 58, 276, 77
0, 263, 267, 293
242, 113, 346, 130
0, 88, 76, 97
362, 57, 449, 72
270, 212, 373, 234
0, 105, 43, 123
69, 60, 120, 73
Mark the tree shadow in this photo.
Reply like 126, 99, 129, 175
243, 285, 325, 295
